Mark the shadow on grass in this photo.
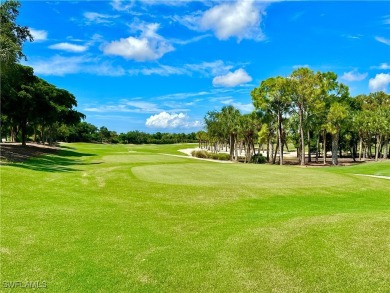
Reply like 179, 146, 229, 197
57, 149, 95, 158
3, 148, 99, 173
59, 145, 76, 150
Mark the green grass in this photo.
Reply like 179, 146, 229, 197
1, 143, 389, 292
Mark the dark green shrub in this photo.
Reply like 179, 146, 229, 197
251, 153, 266, 164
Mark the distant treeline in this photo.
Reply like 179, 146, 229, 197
51, 122, 198, 144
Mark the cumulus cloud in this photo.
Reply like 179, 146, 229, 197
340, 70, 368, 82
212, 68, 252, 87
145, 112, 202, 129
103, 23, 174, 61
199, 0, 266, 41
49, 42, 88, 52
30, 28, 48, 42
375, 36, 390, 46
369, 73, 390, 92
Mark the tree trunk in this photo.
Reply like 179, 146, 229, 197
352, 143, 356, 162
21, 120, 27, 146
41, 125, 46, 144
316, 132, 320, 163
273, 140, 279, 164
277, 111, 283, 165
299, 108, 305, 165
266, 137, 270, 162
33, 126, 37, 143
368, 136, 372, 158
10, 127, 15, 142
375, 134, 381, 161
229, 134, 235, 161
307, 130, 311, 163
331, 132, 339, 165
234, 137, 238, 161
323, 129, 327, 165
383, 136, 388, 159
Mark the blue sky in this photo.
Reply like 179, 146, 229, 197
20, 0, 390, 133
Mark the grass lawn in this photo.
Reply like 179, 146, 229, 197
1, 143, 389, 292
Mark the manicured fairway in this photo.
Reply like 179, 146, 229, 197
1, 143, 389, 292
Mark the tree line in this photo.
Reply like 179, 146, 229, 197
202, 68, 390, 165
54, 123, 198, 145
1, 0, 84, 145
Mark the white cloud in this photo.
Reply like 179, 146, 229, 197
49, 42, 88, 52
231, 102, 254, 113
212, 68, 252, 87
103, 23, 174, 61
186, 60, 234, 76
127, 60, 236, 77
110, 0, 133, 11
293, 64, 310, 69
172, 34, 212, 45
86, 62, 126, 76
110, 0, 185, 11
370, 63, 390, 70
199, 0, 266, 41
156, 90, 211, 101
340, 70, 368, 82
84, 99, 163, 114
27, 55, 125, 76
171, 12, 203, 31
369, 73, 390, 92
125, 101, 162, 112
30, 28, 48, 42
28, 55, 85, 75
145, 112, 202, 129
221, 99, 254, 113
84, 12, 119, 25
375, 36, 390, 46
128, 64, 188, 76
342, 34, 363, 40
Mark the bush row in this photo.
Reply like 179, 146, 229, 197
191, 150, 231, 161
191, 150, 267, 163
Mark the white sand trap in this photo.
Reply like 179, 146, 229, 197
160, 148, 233, 163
